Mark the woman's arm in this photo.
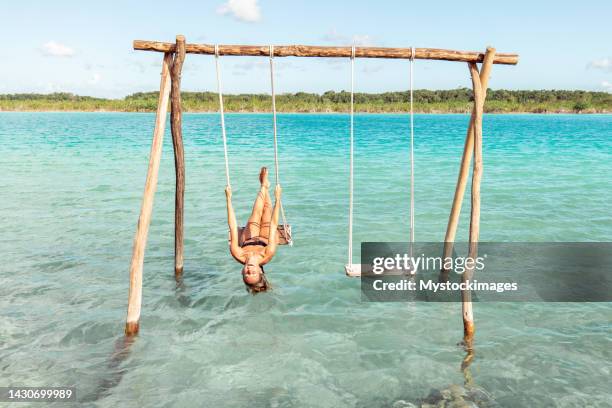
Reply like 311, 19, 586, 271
262, 185, 282, 264
226, 186, 245, 263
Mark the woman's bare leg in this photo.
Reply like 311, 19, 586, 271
259, 187, 273, 241
244, 167, 269, 240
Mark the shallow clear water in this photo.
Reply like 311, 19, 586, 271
0, 112, 611, 407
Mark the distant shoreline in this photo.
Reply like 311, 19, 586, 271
1, 109, 610, 114
2, 89, 610, 114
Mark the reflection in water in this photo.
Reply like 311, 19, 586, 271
461, 349, 475, 388
82, 335, 135, 403
409, 349, 498, 407
84, 277, 192, 402
174, 275, 192, 308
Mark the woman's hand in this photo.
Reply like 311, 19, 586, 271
274, 184, 282, 200
225, 185, 232, 200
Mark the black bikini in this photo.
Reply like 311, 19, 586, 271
241, 237, 268, 248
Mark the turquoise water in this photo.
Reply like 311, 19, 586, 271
1, 112, 611, 407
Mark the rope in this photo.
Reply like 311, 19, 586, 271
215, 44, 231, 187
269, 46, 281, 185
409, 47, 415, 256
348, 45, 355, 266
346, 47, 414, 272
269, 45, 292, 245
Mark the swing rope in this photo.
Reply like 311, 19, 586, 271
215, 45, 231, 187
410, 47, 415, 247
345, 46, 416, 275
348, 45, 355, 267
269, 46, 281, 186
269, 45, 292, 245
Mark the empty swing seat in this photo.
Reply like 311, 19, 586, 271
345, 262, 417, 277
229, 224, 293, 246
345, 263, 367, 277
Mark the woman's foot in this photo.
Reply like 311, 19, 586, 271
259, 167, 270, 189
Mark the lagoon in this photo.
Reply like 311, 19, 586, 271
1, 112, 611, 406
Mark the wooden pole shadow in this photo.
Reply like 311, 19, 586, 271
80, 335, 136, 403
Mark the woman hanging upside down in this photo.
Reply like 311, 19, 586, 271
225, 167, 281, 294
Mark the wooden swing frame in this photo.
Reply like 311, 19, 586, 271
125, 35, 518, 350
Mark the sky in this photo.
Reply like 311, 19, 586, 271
1, 0, 611, 98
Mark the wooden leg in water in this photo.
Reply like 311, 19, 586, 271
462, 61, 485, 349
441, 48, 496, 280
461, 348, 475, 387
125, 52, 173, 336
170, 35, 187, 279
461, 278, 475, 349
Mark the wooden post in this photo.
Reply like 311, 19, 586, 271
462, 62, 485, 349
170, 35, 186, 279
125, 52, 173, 336
441, 48, 496, 278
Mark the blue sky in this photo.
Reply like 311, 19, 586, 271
1, 0, 611, 98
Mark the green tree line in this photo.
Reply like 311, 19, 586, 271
1, 89, 610, 113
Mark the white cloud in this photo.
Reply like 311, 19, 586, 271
232, 59, 295, 71
601, 81, 612, 92
42, 41, 75, 57
321, 29, 375, 46
217, 0, 261, 22
233, 60, 266, 71
321, 29, 347, 43
130, 60, 147, 73
361, 64, 384, 74
84, 63, 106, 71
588, 57, 612, 72
88, 73, 101, 85
44, 82, 62, 92
352, 35, 374, 47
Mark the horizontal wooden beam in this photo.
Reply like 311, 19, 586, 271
133, 40, 519, 65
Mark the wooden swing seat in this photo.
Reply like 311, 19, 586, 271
229, 224, 293, 246
345, 263, 365, 277
345, 262, 417, 277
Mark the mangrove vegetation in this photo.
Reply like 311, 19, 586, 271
1, 89, 610, 113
